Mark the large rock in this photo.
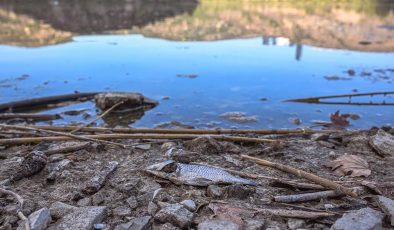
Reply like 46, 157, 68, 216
114, 216, 151, 230
18, 208, 51, 230
50, 206, 107, 230
369, 129, 394, 157
94, 92, 158, 111
154, 204, 194, 228
331, 207, 384, 230
376, 196, 394, 226
198, 219, 239, 230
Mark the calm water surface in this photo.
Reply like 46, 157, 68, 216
0, 0, 394, 129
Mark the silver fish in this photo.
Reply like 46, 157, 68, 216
145, 160, 257, 186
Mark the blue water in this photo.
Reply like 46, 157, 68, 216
0, 35, 393, 129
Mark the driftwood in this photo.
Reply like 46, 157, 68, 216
0, 188, 30, 230
0, 124, 126, 148
70, 101, 124, 133
241, 155, 358, 197
28, 125, 332, 135
257, 208, 335, 219
0, 113, 61, 121
10, 151, 47, 183
285, 91, 394, 106
274, 190, 343, 203
43, 142, 91, 155
0, 133, 276, 145
0, 92, 99, 112
46, 159, 71, 182
82, 161, 119, 194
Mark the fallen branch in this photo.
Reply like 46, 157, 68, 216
0, 113, 61, 121
274, 190, 343, 203
82, 161, 119, 194
0, 188, 30, 230
29, 125, 335, 135
0, 92, 99, 112
257, 208, 335, 219
0, 124, 126, 148
70, 101, 124, 133
46, 159, 71, 182
241, 155, 358, 197
0, 133, 276, 145
43, 142, 91, 155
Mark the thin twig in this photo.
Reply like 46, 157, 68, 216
0, 134, 276, 145
0, 124, 126, 148
0, 188, 30, 230
70, 101, 124, 133
241, 155, 358, 197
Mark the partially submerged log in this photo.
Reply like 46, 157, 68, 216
0, 113, 61, 121
82, 161, 119, 194
94, 92, 158, 112
0, 92, 99, 112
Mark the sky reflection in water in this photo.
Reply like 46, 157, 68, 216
0, 0, 394, 129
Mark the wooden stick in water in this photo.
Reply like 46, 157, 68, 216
70, 101, 124, 133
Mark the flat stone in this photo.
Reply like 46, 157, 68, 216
154, 204, 194, 228
135, 144, 151, 151
77, 197, 92, 207
49, 202, 77, 219
113, 206, 132, 217
148, 201, 159, 215
207, 185, 224, 198
311, 133, 329, 141
18, 208, 51, 230
198, 219, 239, 230
224, 184, 254, 199
126, 196, 138, 209
114, 216, 151, 230
331, 207, 384, 230
369, 129, 394, 157
153, 223, 180, 230
244, 219, 265, 230
52, 206, 107, 230
287, 218, 305, 230
376, 196, 394, 226
180, 199, 196, 212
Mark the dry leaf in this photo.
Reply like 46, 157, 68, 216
361, 180, 383, 195
208, 203, 256, 227
325, 154, 371, 177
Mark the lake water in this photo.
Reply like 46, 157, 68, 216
1, 0, 394, 129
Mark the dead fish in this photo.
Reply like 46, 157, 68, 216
145, 160, 257, 186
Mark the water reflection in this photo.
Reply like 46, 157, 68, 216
0, 0, 393, 52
